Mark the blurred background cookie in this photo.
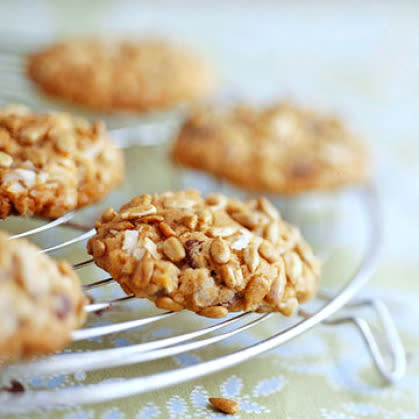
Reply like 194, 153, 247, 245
173, 101, 368, 195
27, 38, 215, 113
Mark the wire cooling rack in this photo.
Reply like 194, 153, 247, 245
0, 34, 406, 414
0, 182, 406, 414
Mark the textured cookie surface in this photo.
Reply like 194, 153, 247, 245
88, 190, 320, 318
173, 102, 368, 195
27, 39, 214, 112
0, 231, 86, 362
0, 105, 124, 219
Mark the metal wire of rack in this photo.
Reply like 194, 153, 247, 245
0, 183, 406, 414
0, 34, 407, 414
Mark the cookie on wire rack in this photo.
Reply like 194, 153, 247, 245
172, 102, 368, 195
0, 105, 124, 219
0, 231, 86, 362
88, 190, 320, 318
27, 39, 214, 112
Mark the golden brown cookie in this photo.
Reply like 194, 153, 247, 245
27, 39, 214, 112
88, 190, 320, 318
0, 231, 86, 362
172, 102, 368, 195
0, 105, 124, 219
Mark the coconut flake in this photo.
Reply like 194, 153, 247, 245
6, 182, 25, 194
21, 160, 36, 170
3, 169, 36, 188
133, 248, 146, 260
63, 192, 77, 206
122, 230, 139, 254
144, 237, 158, 258
231, 229, 253, 250
37, 171, 49, 183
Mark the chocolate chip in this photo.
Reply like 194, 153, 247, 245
184, 239, 203, 268
1, 380, 25, 393
55, 294, 72, 319
185, 239, 202, 248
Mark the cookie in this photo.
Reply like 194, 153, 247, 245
172, 102, 368, 195
0, 231, 86, 362
88, 190, 320, 318
27, 39, 214, 112
0, 105, 124, 219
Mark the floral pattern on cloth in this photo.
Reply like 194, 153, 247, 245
1, 285, 418, 419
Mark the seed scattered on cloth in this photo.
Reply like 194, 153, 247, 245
209, 397, 240, 414
0, 380, 25, 393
